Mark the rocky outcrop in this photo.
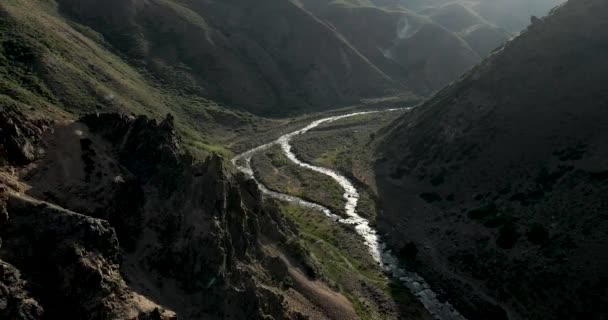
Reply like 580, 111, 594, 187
79, 113, 317, 318
0, 105, 47, 165
1, 109, 340, 319
0, 188, 175, 320
0, 259, 43, 320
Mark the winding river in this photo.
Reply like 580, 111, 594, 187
232, 109, 466, 320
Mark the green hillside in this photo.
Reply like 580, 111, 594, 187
0, 0, 286, 158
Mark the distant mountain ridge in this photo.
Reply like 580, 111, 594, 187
1, 0, 561, 123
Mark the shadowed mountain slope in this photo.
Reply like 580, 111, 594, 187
55, 0, 396, 115
375, 0, 608, 319
300, 1, 482, 94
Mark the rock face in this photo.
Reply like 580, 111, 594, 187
1, 192, 175, 320
0, 259, 44, 320
375, 0, 608, 319
0, 105, 47, 165
0, 109, 351, 319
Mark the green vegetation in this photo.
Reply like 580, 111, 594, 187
277, 202, 425, 320
588, 170, 608, 182
289, 110, 409, 221
467, 203, 499, 221
535, 166, 574, 191
430, 172, 446, 186
527, 224, 549, 245
0, 0, 286, 159
247, 110, 426, 318
553, 144, 587, 161
253, 146, 346, 216
420, 192, 442, 203
496, 223, 519, 249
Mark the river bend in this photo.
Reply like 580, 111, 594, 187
231, 109, 466, 320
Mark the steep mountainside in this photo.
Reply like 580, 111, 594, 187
55, 0, 396, 115
298, 0, 563, 95
375, 0, 608, 319
0, 107, 365, 319
1, 0, 547, 126
1, 0, 562, 128
300, 1, 481, 94
419, 2, 511, 56
398, 0, 565, 33
0, 0, 287, 157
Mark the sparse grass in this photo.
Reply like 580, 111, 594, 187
253, 146, 347, 216
254, 109, 427, 318
291, 110, 407, 183
0, 0, 280, 159
277, 201, 421, 320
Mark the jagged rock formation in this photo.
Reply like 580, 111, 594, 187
0, 105, 47, 165
375, 0, 608, 319
0, 258, 44, 320
1, 191, 176, 320
0, 108, 357, 319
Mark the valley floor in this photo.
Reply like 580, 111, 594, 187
232, 107, 466, 320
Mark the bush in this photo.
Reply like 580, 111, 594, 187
527, 224, 549, 245
589, 170, 608, 182
468, 203, 498, 221
398, 242, 418, 260
497, 223, 519, 249
420, 192, 442, 203
280, 276, 294, 290
483, 215, 507, 228
430, 173, 445, 186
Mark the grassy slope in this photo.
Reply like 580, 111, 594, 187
53, 0, 398, 116
0, 0, 287, 158
252, 146, 347, 217
290, 111, 409, 221
247, 108, 429, 319
277, 201, 431, 320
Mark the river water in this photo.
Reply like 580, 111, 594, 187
231, 109, 466, 320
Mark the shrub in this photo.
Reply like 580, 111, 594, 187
398, 242, 419, 261
468, 203, 498, 221
420, 192, 442, 203
430, 173, 445, 186
527, 224, 549, 245
497, 223, 519, 249
484, 215, 507, 228
589, 170, 608, 182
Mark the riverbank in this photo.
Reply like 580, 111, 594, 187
232, 109, 466, 320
